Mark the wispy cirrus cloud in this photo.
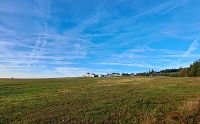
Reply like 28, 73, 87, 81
0, 0, 200, 77
183, 38, 200, 58
97, 62, 161, 69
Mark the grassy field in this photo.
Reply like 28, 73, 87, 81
1, 77, 200, 123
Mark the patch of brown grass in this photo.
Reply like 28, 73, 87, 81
160, 97, 200, 124
181, 99, 200, 112
164, 112, 183, 124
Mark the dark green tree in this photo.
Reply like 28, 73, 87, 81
187, 60, 200, 77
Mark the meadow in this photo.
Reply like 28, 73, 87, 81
1, 77, 200, 123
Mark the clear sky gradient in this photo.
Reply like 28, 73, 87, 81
0, 0, 200, 78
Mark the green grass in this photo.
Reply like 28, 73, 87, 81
1, 77, 200, 123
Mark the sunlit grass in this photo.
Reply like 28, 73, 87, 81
1, 77, 200, 123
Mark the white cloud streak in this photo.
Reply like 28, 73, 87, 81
183, 38, 200, 58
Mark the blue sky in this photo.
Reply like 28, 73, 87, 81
0, 0, 200, 78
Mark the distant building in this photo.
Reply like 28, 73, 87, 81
84, 73, 98, 77
83, 73, 123, 78
130, 73, 135, 77
98, 74, 103, 77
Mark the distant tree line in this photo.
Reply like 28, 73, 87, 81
119, 60, 200, 77
83, 60, 200, 78
135, 69, 180, 77
135, 59, 200, 77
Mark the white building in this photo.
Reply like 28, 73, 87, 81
84, 73, 98, 77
